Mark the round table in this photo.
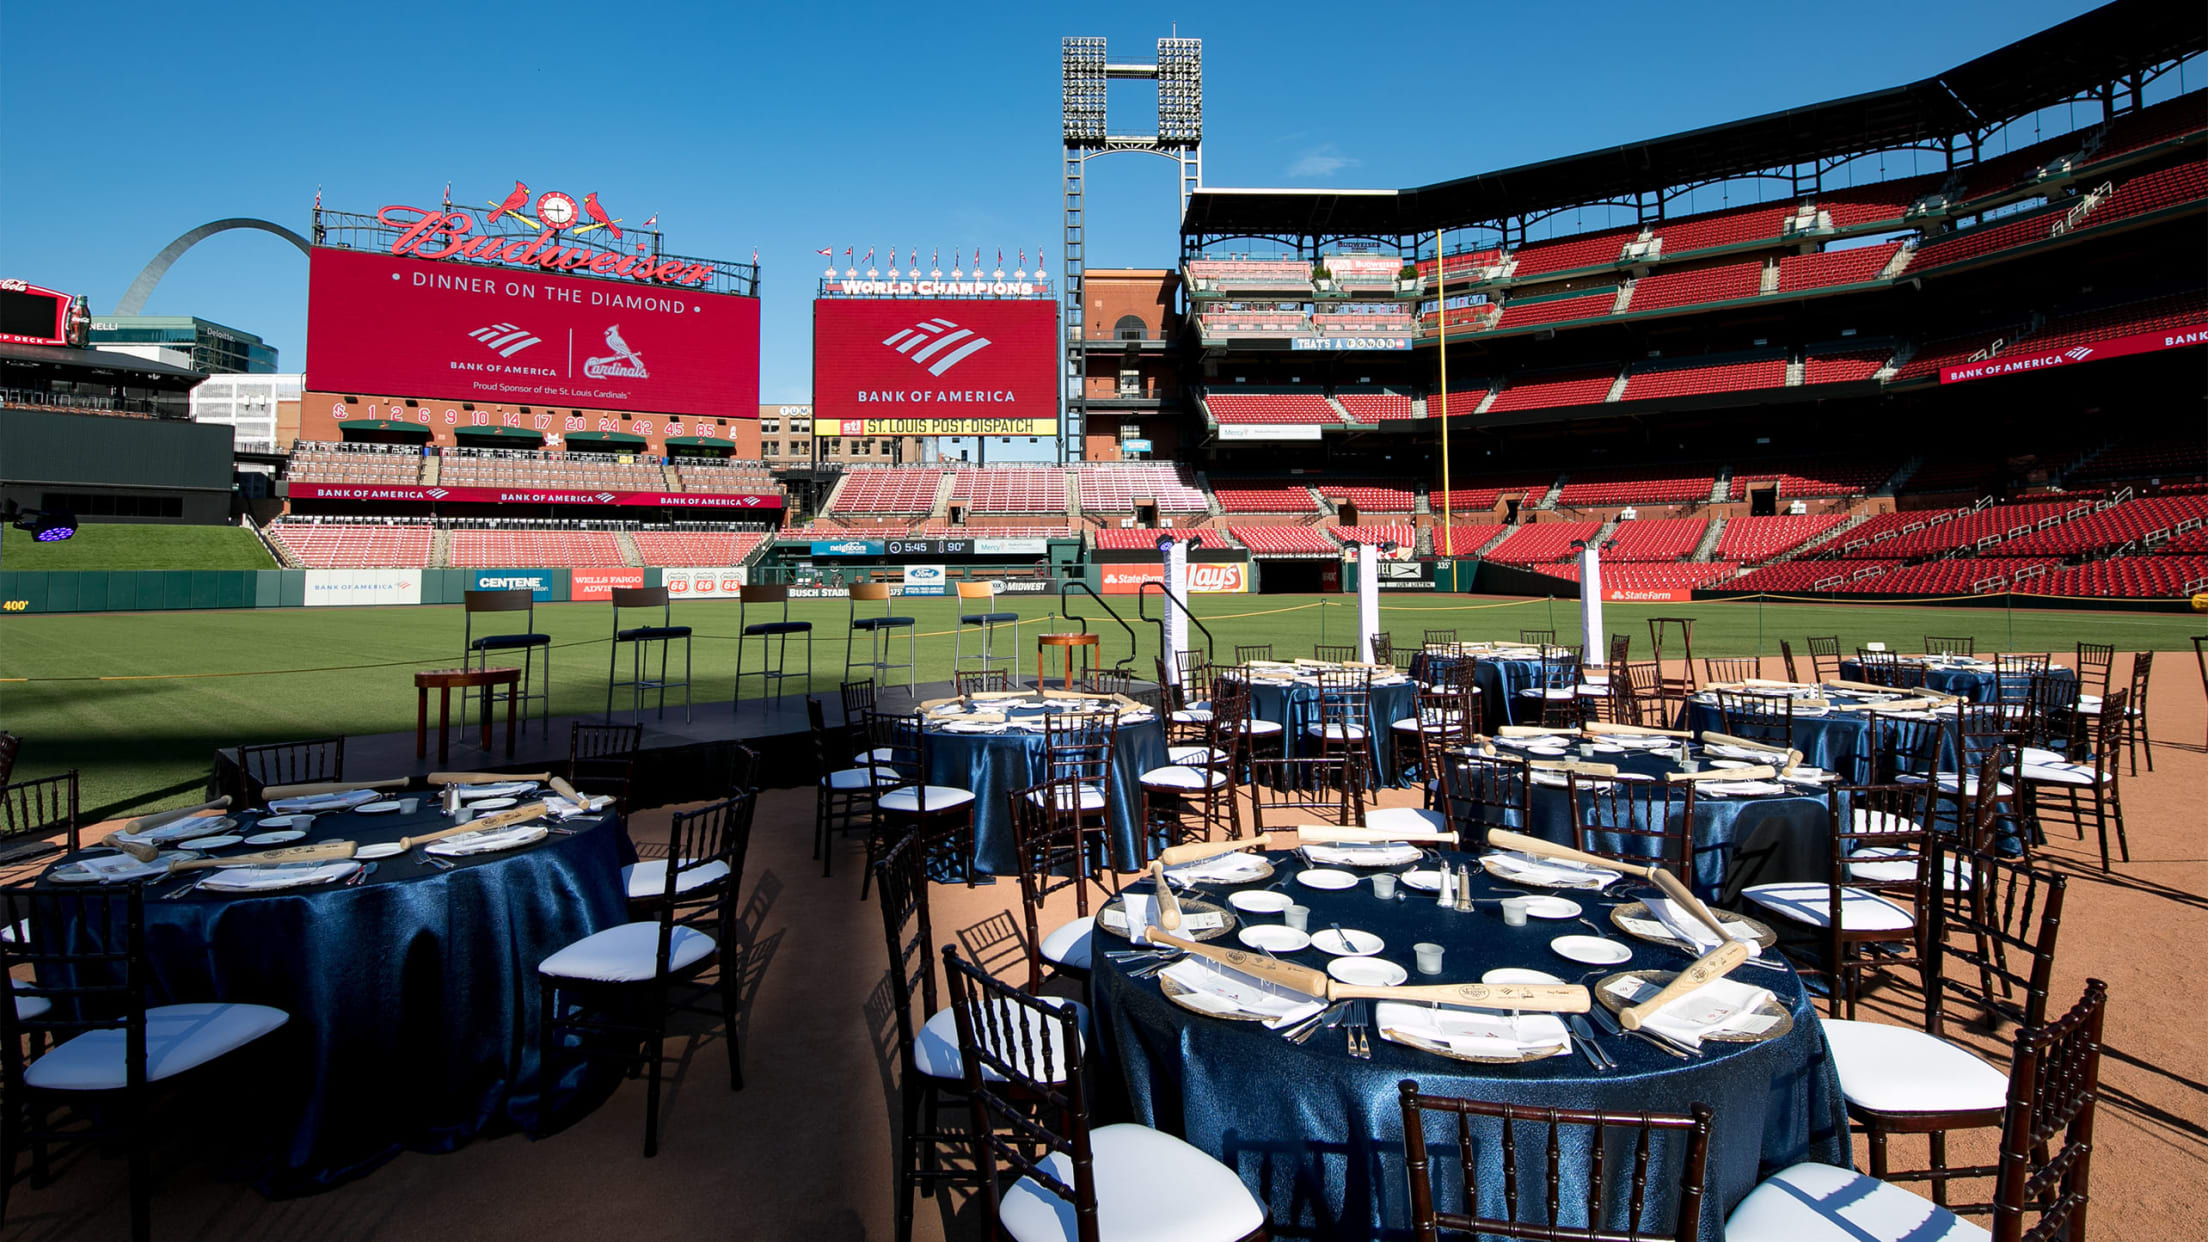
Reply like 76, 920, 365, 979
36, 797, 628, 1193
1838, 658, 2074, 704
1240, 675, 1420, 786
1475, 741, 1835, 906
1094, 855, 1848, 1241
1684, 694, 1883, 785
922, 704, 1169, 875
1408, 651, 1553, 731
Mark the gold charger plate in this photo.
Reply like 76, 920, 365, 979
1478, 856, 1619, 891
1593, 969, 1794, 1044
1096, 894, 1238, 943
1169, 855, 1277, 886
1377, 1024, 1571, 1065
1608, 901, 1779, 951
1156, 970, 1315, 1024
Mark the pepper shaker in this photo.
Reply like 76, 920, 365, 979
1454, 863, 1473, 912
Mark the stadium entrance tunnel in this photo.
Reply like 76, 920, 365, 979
1260, 561, 1329, 594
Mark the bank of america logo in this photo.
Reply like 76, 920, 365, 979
2064, 347, 2093, 362
425, 487, 449, 499
468, 322, 542, 358
882, 318, 993, 376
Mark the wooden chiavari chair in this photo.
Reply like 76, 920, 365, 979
955, 668, 1011, 696
1419, 628, 1457, 650
1233, 643, 1274, 664
1010, 778, 1104, 992
1518, 628, 1556, 646
1437, 752, 1531, 846
1312, 643, 1359, 664
1779, 639, 1802, 684
864, 710, 977, 896
1742, 783, 1932, 1019
1139, 678, 1241, 855
1804, 635, 1843, 683
1713, 690, 1794, 748
1248, 756, 1364, 831
1702, 656, 1761, 684
2021, 686, 2131, 871
568, 721, 642, 813
1031, 711, 1123, 876
1923, 635, 1976, 657
234, 735, 344, 804
0, 771, 78, 867
1309, 667, 1375, 786
869, 833, 974, 1242
1517, 644, 1582, 727
810, 698, 887, 879
1567, 774, 1698, 880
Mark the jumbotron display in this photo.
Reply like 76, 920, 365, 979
812, 298, 1057, 434
306, 247, 758, 421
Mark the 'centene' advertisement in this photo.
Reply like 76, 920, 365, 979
472, 569, 554, 600
306, 246, 759, 421
302, 569, 422, 607
813, 298, 1057, 428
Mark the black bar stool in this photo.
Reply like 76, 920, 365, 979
953, 580, 1021, 685
844, 582, 916, 693
461, 589, 551, 737
608, 586, 693, 722
735, 583, 811, 704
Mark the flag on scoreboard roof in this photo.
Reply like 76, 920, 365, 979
844, 246, 853, 258
1018, 248, 1025, 268
862, 247, 874, 265
816, 247, 832, 256
643, 213, 657, 228
996, 248, 1003, 267
931, 247, 938, 266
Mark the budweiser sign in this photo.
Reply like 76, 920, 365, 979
375, 179, 713, 287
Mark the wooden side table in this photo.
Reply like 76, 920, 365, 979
1037, 632, 1100, 692
416, 666, 522, 762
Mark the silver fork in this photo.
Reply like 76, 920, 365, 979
1350, 1002, 1372, 1060
161, 872, 212, 900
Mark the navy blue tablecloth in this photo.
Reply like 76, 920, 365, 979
37, 802, 629, 1194
1505, 748, 1833, 905
1838, 659, 2073, 704
1684, 699, 1877, 785
1094, 856, 1848, 1241
1246, 678, 1420, 785
925, 714, 1168, 874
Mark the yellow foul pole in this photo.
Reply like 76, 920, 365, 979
1436, 229, 1453, 558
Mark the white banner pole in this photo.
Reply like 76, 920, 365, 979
1357, 543, 1380, 662
1164, 539, 1189, 689
1580, 540, 1605, 665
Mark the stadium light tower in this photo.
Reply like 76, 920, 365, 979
1060, 35, 1202, 463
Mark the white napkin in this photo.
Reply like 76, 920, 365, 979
199, 861, 361, 891
1158, 959, 1325, 1029
1640, 896, 1762, 959
268, 789, 381, 813
1375, 1001, 1570, 1059
1707, 743, 1787, 762
72, 854, 175, 882
1697, 781, 1788, 796
424, 824, 549, 857
115, 815, 229, 845
1481, 851, 1623, 890
1100, 893, 1226, 933
548, 794, 614, 820
1166, 853, 1271, 886
1301, 842, 1422, 867
457, 781, 537, 801
1602, 974, 1780, 1050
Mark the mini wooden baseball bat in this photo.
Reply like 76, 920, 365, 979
119, 796, 230, 838
163, 840, 360, 873
1497, 725, 1580, 738
1666, 764, 1779, 784
427, 771, 550, 786
1646, 868, 1742, 946
1141, 927, 1330, 999
1697, 731, 1792, 756
1527, 760, 1620, 778
1581, 722, 1692, 738
1619, 940, 1752, 1031
1485, 829, 1651, 879
1147, 861, 1183, 931
260, 777, 409, 802
1328, 980, 1592, 1013
1154, 826, 1459, 866
549, 777, 584, 806
397, 800, 550, 851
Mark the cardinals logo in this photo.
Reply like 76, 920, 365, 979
482, 181, 626, 239
582, 324, 649, 379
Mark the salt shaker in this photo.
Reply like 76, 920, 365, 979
1454, 864, 1473, 912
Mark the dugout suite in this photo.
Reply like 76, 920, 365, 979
0, 407, 237, 526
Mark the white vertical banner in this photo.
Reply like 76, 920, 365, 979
1357, 543, 1380, 662
1163, 540, 1189, 689
1580, 541, 1605, 664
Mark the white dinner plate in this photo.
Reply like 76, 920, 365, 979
469, 797, 519, 811
1329, 957, 1409, 987
1311, 928, 1384, 957
188, 835, 244, 850
1237, 925, 1311, 953
48, 852, 201, 885
243, 830, 306, 846
1524, 746, 1569, 758
355, 801, 404, 815
1591, 743, 1625, 754
1708, 759, 1754, 770
1295, 869, 1358, 890
1550, 935, 1633, 965
1523, 896, 1583, 920
1227, 890, 1294, 914
1482, 967, 1564, 985
254, 814, 313, 830
354, 842, 407, 860
1398, 869, 1447, 891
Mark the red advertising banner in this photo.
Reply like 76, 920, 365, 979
1100, 562, 1249, 595
1939, 323, 2208, 384
306, 247, 758, 420
570, 568, 646, 601
1100, 564, 1164, 595
286, 482, 782, 510
1603, 587, 1693, 603
812, 298, 1057, 431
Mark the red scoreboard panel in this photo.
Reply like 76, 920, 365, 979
306, 247, 758, 421
812, 298, 1057, 434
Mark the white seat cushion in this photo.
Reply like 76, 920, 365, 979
1140, 765, 1227, 792
1226, 718, 1285, 737
2019, 746, 2066, 767
1028, 784, 1108, 812
1819, 1019, 2009, 1114
1897, 773, 2012, 798
911, 996, 1088, 1083
1519, 687, 1576, 700
1169, 708, 1214, 724
1040, 916, 1094, 970
1741, 883, 1914, 931
1000, 1121, 1266, 1242
1391, 713, 1463, 733
2020, 759, 2108, 786
15, 991, 50, 1021
621, 857, 732, 900
1575, 685, 1610, 698
539, 921, 715, 983
877, 785, 979, 814
853, 746, 899, 767
1168, 745, 1229, 766
1846, 848, 1973, 886
1304, 723, 1368, 740
1851, 809, 1919, 836
1724, 1162, 1989, 1241
1365, 806, 1448, 835
823, 767, 893, 791
25, 1002, 289, 1091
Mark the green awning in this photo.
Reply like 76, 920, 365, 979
338, 420, 433, 439
662, 436, 734, 448
564, 430, 648, 445
453, 425, 545, 441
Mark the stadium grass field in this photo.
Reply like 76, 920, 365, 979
0, 524, 275, 570
3, 592, 2200, 819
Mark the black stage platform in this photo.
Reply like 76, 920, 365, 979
212, 677, 1155, 810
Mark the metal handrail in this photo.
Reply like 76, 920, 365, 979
1056, 580, 1137, 673
1137, 578, 1217, 671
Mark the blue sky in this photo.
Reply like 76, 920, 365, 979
0, 0, 2113, 402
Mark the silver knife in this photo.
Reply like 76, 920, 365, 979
1567, 1015, 1614, 1070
